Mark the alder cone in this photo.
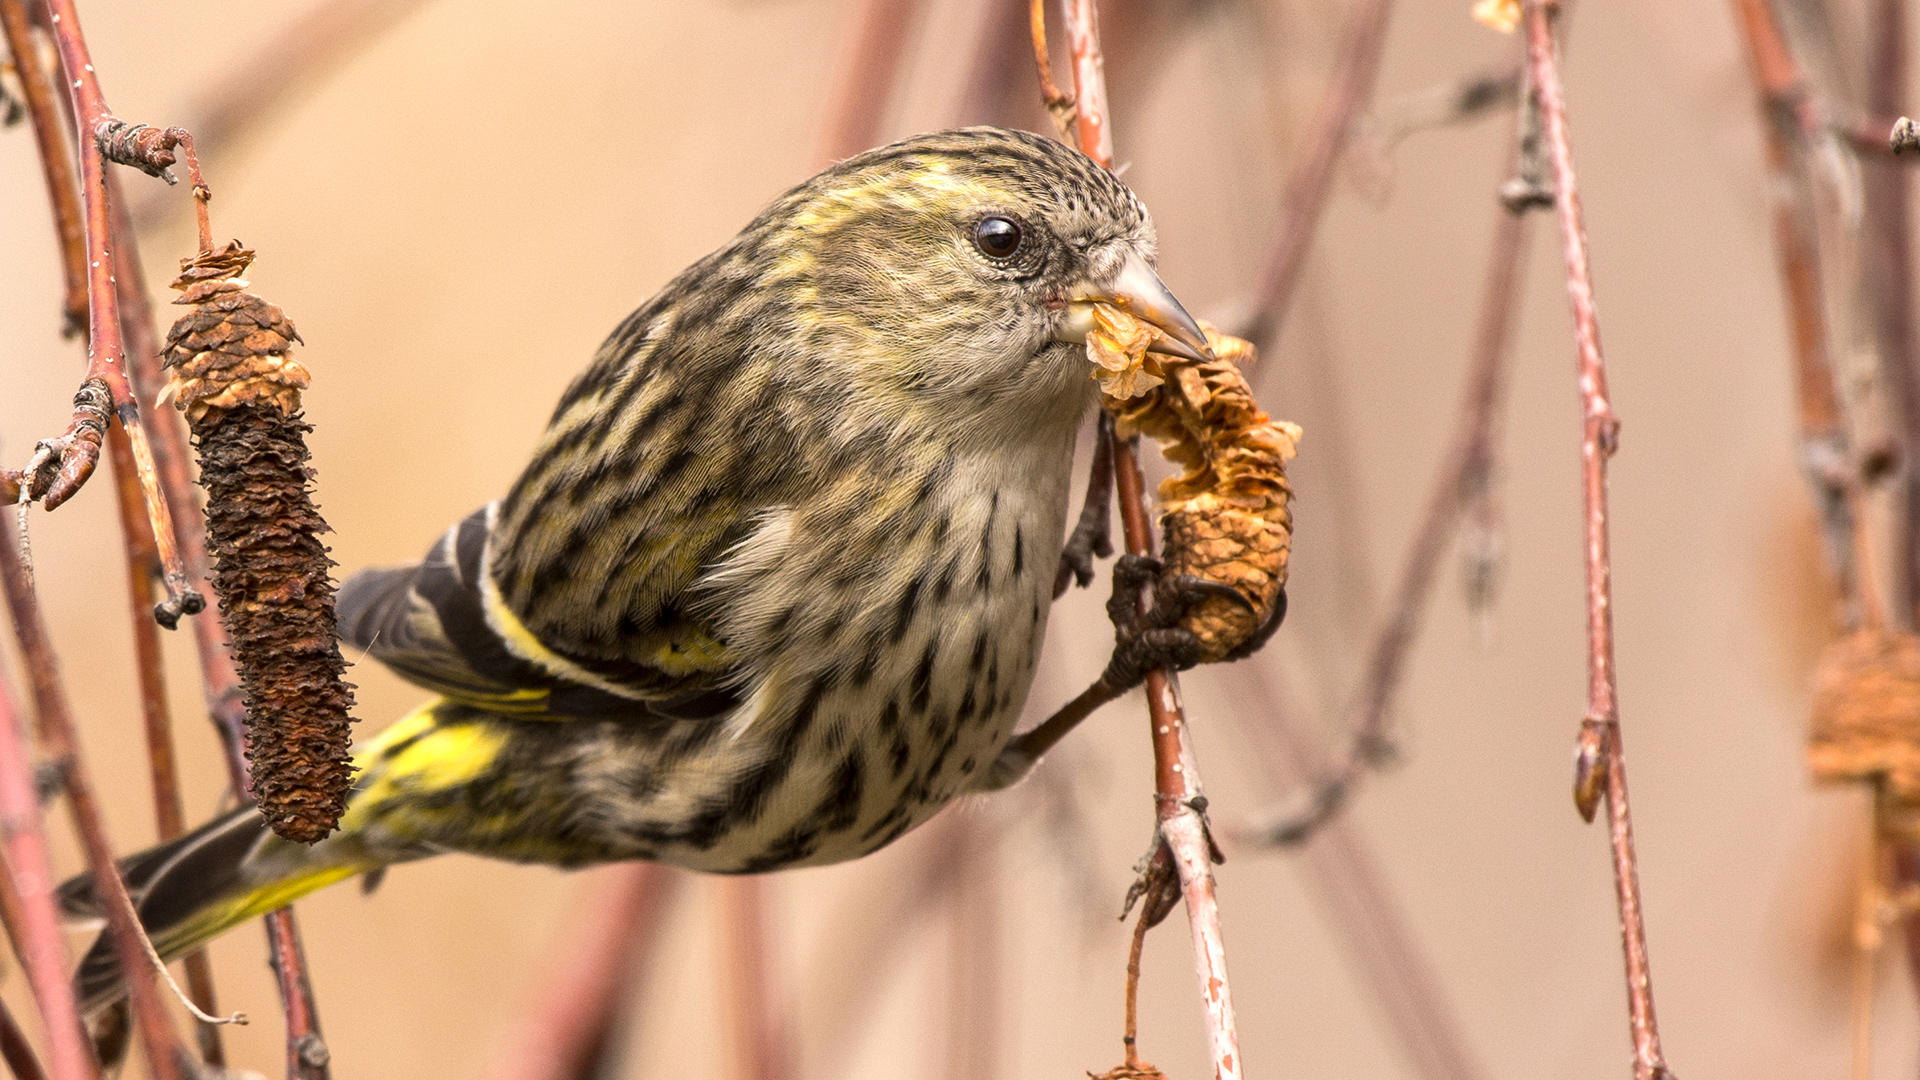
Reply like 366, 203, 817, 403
164, 242, 355, 843
1103, 324, 1299, 663
1808, 628, 1920, 803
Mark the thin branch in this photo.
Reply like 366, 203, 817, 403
1730, 0, 1857, 615
1347, 62, 1520, 200
1225, 666, 1485, 1080
0, 994, 52, 1080
1029, 0, 1077, 140
942, 818, 1000, 1080
1522, 4, 1672, 1078
1246, 170, 1530, 847
266, 906, 331, 1080
1237, 0, 1396, 345
485, 864, 680, 1080
0, 674, 96, 1080
814, 0, 928, 165
0, 522, 191, 1080
104, 418, 229, 1065
720, 876, 791, 1080
1049, 1, 1244, 1074
5, 0, 203, 633
1866, 0, 1920, 622
0, 4, 84, 336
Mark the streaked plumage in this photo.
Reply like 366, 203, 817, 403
64, 127, 1211, 1012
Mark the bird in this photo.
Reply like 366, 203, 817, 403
62, 126, 1216, 1012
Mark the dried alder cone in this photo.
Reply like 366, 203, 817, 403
1089, 306, 1299, 662
163, 241, 355, 843
1809, 628, 1920, 802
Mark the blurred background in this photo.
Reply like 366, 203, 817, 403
0, 0, 1899, 1076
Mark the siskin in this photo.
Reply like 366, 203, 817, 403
64, 127, 1223, 1010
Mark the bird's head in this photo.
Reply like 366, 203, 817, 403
745, 127, 1207, 435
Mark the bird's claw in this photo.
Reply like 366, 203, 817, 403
1100, 554, 1242, 692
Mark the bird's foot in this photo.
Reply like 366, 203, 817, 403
1098, 554, 1251, 693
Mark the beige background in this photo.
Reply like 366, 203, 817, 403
0, 0, 1896, 1077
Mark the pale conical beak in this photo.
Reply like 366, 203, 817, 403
1053, 251, 1212, 362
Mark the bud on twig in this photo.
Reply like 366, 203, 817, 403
162, 241, 355, 843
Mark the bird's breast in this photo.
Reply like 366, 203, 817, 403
618, 430, 1081, 872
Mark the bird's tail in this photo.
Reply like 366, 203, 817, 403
59, 801, 372, 1016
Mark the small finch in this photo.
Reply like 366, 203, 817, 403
64, 127, 1220, 1010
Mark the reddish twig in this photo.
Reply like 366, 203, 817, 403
1029, 0, 1078, 139
103, 420, 227, 1066
1729, 0, 1857, 611
720, 876, 791, 1080
942, 819, 1001, 1080
0, 0, 84, 336
1227, 665, 1487, 1080
267, 908, 330, 1080
1522, 5, 1672, 1078
485, 864, 680, 1080
0, 994, 52, 1080
1237, 0, 1396, 345
814, 0, 928, 164
0, 673, 96, 1080
13, 0, 203, 628
1045, 2, 1244, 1074
1248, 170, 1530, 846
1865, 0, 1920, 621
0, 523, 189, 1080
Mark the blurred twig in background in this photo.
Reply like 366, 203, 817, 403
1233, 0, 1395, 346
1244, 159, 1528, 848
722, 876, 793, 1080
487, 865, 681, 1080
0, 671, 95, 1080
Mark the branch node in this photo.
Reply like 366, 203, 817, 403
25, 377, 112, 510
93, 118, 186, 183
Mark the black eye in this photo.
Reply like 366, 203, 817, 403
973, 216, 1023, 259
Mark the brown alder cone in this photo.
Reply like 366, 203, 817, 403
162, 241, 355, 843
1094, 312, 1299, 663
1809, 628, 1920, 808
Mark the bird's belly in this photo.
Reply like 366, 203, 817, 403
586, 445, 1075, 873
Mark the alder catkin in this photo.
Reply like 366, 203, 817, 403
1091, 312, 1299, 663
163, 241, 355, 843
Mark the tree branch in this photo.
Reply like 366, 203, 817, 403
1246, 159, 1530, 847
1236, 0, 1396, 345
1522, 4, 1672, 1078
814, 0, 928, 165
0, 2, 84, 336
10, 1, 200, 646
1048, 2, 1244, 1074
0, 523, 190, 1080
0, 673, 96, 1080
487, 864, 679, 1080
721, 876, 791, 1080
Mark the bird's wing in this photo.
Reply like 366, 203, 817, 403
336, 505, 740, 721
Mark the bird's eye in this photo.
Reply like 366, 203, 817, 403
973, 216, 1023, 259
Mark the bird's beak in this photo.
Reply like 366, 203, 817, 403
1054, 252, 1212, 362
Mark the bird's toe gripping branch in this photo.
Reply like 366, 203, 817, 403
1098, 554, 1248, 694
